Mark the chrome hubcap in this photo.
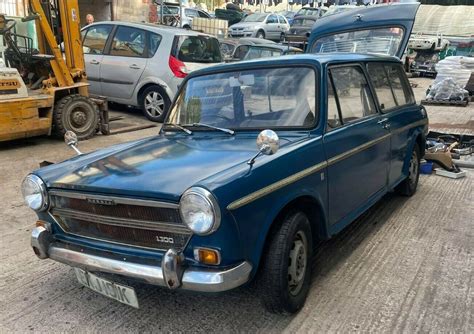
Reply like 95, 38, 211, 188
408, 151, 418, 187
144, 91, 164, 117
288, 231, 307, 296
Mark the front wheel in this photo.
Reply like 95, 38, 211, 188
258, 211, 313, 314
396, 143, 420, 196
256, 30, 265, 39
140, 85, 170, 122
53, 94, 99, 140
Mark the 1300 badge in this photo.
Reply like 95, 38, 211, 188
156, 236, 174, 244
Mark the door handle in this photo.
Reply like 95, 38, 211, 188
90, 59, 100, 65
377, 118, 388, 124
129, 64, 141, 69
383, 123, 391, 130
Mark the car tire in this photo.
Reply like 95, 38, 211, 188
53, 94, 99, 140
280, 33, 285, 42
140, 85, 170, 122
256, 30, 265, 39
183, 25, 191, 30
259, 211, 313, 314
396, 143, 420, 197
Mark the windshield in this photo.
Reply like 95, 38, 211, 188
310, 27, 405, 57
175, 35, 222, 63
243, 13, 267, 22
292, 18, 316, 26
244, 47, 282, 60
296, 8, 318, 16
167, 67, 317, 130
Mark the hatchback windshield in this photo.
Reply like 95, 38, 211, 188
243, 13, 267, 22
175, 35, 222, 63
167, 67, 317, 130
292, 18, 316, 26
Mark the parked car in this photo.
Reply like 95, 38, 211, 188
229, 13, 290, 41
408, 33, 450, 51
25, 3, 425, 315
243, 44, 303, 60
81, 22, 222, 122
219, 37, 276, 61
156, 3, 211, 29
278, 10, 296, 25
294, 6, 327, 18
284, 15, 317, 49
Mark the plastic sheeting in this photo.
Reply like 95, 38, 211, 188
413, 5, 474, 37
434, 56, 474, 88
426, 78, 469, 101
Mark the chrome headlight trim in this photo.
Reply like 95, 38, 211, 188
179, 187, 221, 236
21, 174, 49, 212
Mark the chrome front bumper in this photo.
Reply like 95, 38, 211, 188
31, 226, 252, 293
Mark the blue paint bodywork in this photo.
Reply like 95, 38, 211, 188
32, 52, 428, 283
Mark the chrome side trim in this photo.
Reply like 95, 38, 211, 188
227, 160, 327, 210
227, 118, 427, 210
52, 208, 190, 233
49, 190, 179, 209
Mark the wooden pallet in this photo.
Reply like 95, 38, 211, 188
421, 99, 469, 107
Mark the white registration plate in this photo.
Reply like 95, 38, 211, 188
74, 268, 139, 308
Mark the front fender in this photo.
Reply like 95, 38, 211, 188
402, 126, 425, 176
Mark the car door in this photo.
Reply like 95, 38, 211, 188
81, 24, 114, 95
277, 15, 289, 35
366, 62, 419, 188
323, 64, 390, 227
100, 25, 148, 101
265, 14, 279, 39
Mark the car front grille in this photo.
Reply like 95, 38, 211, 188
49, 191, 191, 251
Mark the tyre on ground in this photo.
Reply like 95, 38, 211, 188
53, 94, 99, 140
258, 211, 313, 314
140, 85, 170, 122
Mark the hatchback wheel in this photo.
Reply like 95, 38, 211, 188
140, 85, 170, 122
256, 30, 265, 39
258, 211, 313, 314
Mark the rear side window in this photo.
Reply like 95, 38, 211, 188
83, 25, 112, 54
267, 15, 278, 24
173, 36, 222, 63
234, 45, 249, 59
328, 66, 376, 124
110, 26, 146, 57
367, 63, 414, 111
245, 47, 282, 60
148, 32, 162, 57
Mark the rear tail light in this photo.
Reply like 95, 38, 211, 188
169, 55, 188, 78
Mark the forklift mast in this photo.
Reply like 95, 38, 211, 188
29, 0, 86, 89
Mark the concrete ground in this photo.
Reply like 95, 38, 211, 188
0, 78, 472, 332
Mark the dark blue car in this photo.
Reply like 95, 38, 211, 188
23, 3, 426, 314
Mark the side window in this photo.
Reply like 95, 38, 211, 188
267, 15, 277, 24
110, 26, 146, 57
185, 9, 198, 17
198, 10, 210, 18
329, 66, 376, 123
367, 63, 397, 111
327, 76, 342, 129
385, 64, 414, 106
234, 45, 249, 59
148, 32, 162, 58
277, 15, 286, 24
82, 25, 112, 54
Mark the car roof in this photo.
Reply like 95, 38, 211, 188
84, 21, 214, 37
188, 53, 401, 77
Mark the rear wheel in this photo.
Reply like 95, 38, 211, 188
53, 94, 99, 140
140, 85, 170, 122
258, 211, 313, 314
256, 30, 265, 39
396, 143, 420, 196
280, 32, 285, 42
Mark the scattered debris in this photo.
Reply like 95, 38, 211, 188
434, 169, 467, 179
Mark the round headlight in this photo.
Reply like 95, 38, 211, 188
179, 187, 221, 235
21, 174, 48, 212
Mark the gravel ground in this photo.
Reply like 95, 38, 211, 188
0, 78, 472, 332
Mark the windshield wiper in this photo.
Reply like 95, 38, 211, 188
190, 123, 234, 135
163, 123, 193, 135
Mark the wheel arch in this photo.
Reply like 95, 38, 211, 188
135, 79, 174, 107
402, 128, 425, 175
250, 193, 329, 277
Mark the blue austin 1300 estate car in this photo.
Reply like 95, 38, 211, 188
23, 4, 427, 313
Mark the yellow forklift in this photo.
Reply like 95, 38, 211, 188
0, 0, 108, 142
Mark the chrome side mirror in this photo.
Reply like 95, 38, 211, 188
248, 130, 280, 165
64, 131, 82, 155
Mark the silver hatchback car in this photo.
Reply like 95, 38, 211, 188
81, 22, 222, 122
229, 13, 290, 41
